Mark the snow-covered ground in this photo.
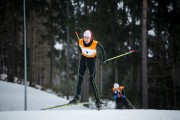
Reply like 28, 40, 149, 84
0, 80, 180, 120
0, 80, 88, 111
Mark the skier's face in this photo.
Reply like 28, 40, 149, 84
114, 87, 119, 91
84, 36, 91, 44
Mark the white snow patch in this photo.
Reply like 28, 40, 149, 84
148, 29, 155, 36
0, 110, 180, 120
54, 42, 63, 50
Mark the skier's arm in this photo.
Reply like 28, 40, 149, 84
78, 46, 81, 52
96, 42, 106, 63
112, 90, 118, 99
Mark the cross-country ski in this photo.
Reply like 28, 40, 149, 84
41, 102, 89, 110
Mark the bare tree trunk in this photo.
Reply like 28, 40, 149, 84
130, 0, 136, 89
50, 43, 54, 88
49, 0, 55, 88
29, 1, 34, 86
172, 58, 177, 109
66, 0, 70, 100
115, 61, 118, 83
32, 17, 36, 86
136, 65, 141, 91
142, 0, 148, 109
177, 0, 180, 12
164, 76, 169, 109
7, 0, 15, 83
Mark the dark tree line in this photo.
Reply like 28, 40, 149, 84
0, 0, 180, 109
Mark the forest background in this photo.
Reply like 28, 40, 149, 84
0, 0, 180, 109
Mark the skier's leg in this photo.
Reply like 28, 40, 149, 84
76, 59, 86, 95
115, 99, 118, 109
88, 59, 99, 101
70, 59, 86, 104
88, 59, 102, 109
116, 99, 121, 109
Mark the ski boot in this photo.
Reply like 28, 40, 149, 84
95, 99, 103, 110
69, 95, 80, 104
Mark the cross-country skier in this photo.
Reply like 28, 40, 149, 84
69, 30, 106, 109
112, 82, 131, 109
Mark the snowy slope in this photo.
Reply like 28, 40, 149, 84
0, 81, 88, 111
0, 80, 180, 120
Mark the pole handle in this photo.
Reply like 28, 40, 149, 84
75, 32, 80, 40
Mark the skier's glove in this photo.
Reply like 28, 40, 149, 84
113, 95, 117, 99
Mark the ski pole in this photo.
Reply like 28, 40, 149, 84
125, 96, 135, 109
105, 50, 135, 62
75, 32, 80, 40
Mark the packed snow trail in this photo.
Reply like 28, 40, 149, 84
0, 110, 180, 120
0, 80, 180, 120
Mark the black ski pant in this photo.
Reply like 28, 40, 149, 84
116, 97, 131, 109
76, 56, 99, 101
